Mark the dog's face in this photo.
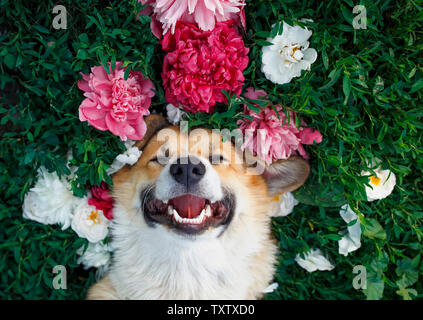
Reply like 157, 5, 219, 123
112, 115, 310, 240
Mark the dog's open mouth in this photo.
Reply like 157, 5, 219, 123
143, 191, 235, 235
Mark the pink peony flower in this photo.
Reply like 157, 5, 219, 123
161, 20, 249, 113
88, 182, 114, 220
243, 86, 268, 101
238, 88, 322, 164
140, 0, 245, 37
78, 62, 155, 141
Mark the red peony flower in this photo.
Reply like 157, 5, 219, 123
161, 20, 249, 113
238, 88, 322, 164
88, 182, 114, 220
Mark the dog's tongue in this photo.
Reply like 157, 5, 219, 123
170, 194, 206, 219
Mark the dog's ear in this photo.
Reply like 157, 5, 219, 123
262, 156, 310, 196
134, 114, 169, 151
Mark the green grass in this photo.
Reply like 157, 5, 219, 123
0, 0, 422, 299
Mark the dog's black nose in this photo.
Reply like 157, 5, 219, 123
170, 157, 206, 186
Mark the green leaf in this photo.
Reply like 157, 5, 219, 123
124, 64, 131, 80
323, 234, 343, 241
396, 277, 418, 300
4, 54, 16, 69
99, 51, 110, 74
322, 49, 329, 70
76, 49, 88, 60
410, 78, 423, 94
33, 25, 50, 34
343, 74, 351, 101
111, 54, 116, 71
319, 68, 341, 90
395, 255, 420, 287
364, 218, 386, 240
293, 181, 346, 207
364, 279, 384, 300
363, 218, 387, 240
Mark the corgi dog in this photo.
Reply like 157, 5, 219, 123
87, 115, 310, 300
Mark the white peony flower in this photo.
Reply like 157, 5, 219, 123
295, 248, 335, 272
77, 242, 112, 269
361, 166, 396, 201
107, 139, 142, 175
338, 204, 362, 256
115, 146, 141, 165
262, 21, 318, 85
22, 166, 76, 230
269, 192, 299, 217
262, 282, 279, 294
166, 103, 184, 125
71, 197, 109, 243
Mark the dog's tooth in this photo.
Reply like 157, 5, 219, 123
167, 206, 173, 215
172, 208, 208, 224
173, 209, 183, 223
162, 199, 168, 204
205, 205, 212, 217
199, 209, 205, 221
194, 210, 205, 224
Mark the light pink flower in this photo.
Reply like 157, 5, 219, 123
238, 88, 322, 164
243, 86, 267, 101
140, 0, 245, 37
78, 62, 155, 141
161, 20, 249, 113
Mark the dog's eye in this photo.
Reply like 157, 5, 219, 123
150, 155, 170, 166
149, 148, 171, 165
157, 148, 170, 158
150, 157, 163, 164
209, 155, 227, 164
